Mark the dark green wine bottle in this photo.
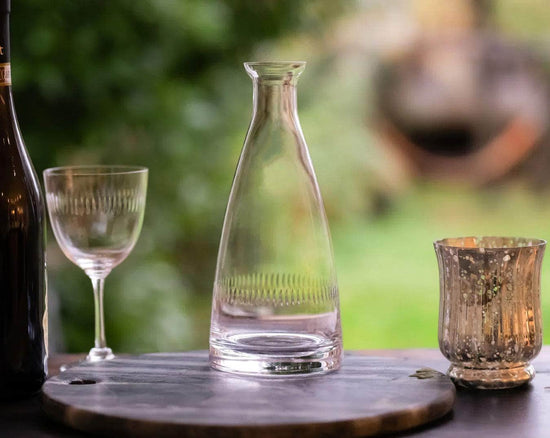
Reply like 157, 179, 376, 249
0, 0, 47, 399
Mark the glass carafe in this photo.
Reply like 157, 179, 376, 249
209, 62, 342, 375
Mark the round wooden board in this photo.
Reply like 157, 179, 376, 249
42, 351, 455, 438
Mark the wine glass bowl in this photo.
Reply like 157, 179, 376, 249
43, 165, 148, 362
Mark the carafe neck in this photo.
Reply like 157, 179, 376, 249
252, 81, 297, 121
245, 62, 305, 123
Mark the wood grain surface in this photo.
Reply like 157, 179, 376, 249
41, 351, 455, 438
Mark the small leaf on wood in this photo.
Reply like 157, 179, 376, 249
410, 368, 443, 379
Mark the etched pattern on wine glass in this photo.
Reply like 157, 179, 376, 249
46, 186, 146, 276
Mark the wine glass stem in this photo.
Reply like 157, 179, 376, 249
90, 276, 108, 349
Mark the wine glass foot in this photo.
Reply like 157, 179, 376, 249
59, 348, 114, 372
60, 361, 80, 372
86, 347, 115, 362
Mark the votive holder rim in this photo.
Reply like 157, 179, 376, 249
434, 236, 546, 250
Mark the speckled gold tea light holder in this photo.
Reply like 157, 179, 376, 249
434, 237, 545, 389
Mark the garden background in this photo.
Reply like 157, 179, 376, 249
12, 0, 550, 353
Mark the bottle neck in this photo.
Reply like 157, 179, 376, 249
0, 7, 13, 125
0, 10, 11, 88
252, 80, 298, 121
0, 10, 8, 61
0, 8, 11, 91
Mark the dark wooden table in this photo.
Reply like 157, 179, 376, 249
3, 348, 550, 437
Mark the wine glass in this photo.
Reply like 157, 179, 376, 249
43, 165, 148, 363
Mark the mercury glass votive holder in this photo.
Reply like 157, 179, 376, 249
434, 237, 545, 389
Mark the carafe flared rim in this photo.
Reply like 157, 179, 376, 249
245, 61, 306, 81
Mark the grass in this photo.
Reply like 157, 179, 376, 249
334, 182, 550, 349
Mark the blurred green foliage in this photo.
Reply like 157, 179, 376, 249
10, 1, 550, 354
9, 0, 351, 353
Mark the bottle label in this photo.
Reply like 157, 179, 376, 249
0, 62, 10, 86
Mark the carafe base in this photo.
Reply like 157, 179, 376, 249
210, 332, 342, 376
